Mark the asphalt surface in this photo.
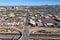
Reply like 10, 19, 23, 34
0, 33, 20, 40
20, 9, 29, 40
0, 33, 60, 40
30, 34, 60, 40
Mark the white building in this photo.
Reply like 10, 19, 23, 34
30, 19, 36, 25
0, 8, 6, 11
4, 22, 20, 26
8, 13, 15, 17
46, 23, 54, 27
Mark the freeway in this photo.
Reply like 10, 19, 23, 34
0, 33, 60, 40
30, 34, 60, 40
0, 33, 20, 40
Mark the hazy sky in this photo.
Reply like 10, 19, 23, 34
0, 0, 60, 6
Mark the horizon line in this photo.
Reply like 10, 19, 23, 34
0, 4, 60, 6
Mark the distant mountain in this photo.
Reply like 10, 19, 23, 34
0, 5, 60, 9
29, 5, 60, 9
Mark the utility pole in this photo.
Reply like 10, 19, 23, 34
19, 7, 29, 40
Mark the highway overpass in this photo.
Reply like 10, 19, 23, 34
0, 33, 60, 40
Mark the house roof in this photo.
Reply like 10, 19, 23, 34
41, 18, 57, 24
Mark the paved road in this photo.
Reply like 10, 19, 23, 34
0, 33, 21, 40
30, 34, 60, 40
0, 33, 60, 40
19, 8, 29, 40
